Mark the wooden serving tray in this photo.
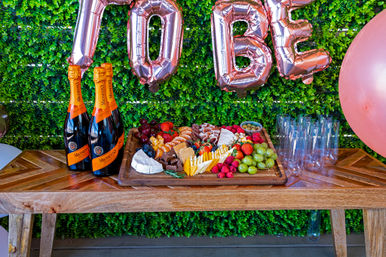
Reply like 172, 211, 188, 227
118, 128, 287, 186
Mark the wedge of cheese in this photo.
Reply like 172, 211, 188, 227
131, 150, 163, 174
178, 147, 195, 163
217, 128, 235, 147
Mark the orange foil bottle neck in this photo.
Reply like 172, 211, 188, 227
101, 63, 118, 111
68, 65, 87, 118
93, 67, 111, 123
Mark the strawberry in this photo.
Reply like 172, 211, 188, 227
199, 146, 210, 155
193, 140, 201, 149
162, 133, 173, 143
233, 150, 244, 160
236, 128, 245, 133
160, 122, 170, 132
203, 142, 213, 151
241, 143, 254, 155
233, 144, 241, 151
169, 130, 178, 138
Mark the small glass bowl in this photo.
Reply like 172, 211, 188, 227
240, 121, 263, 135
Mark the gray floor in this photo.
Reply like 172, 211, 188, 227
31, 234, 366, 257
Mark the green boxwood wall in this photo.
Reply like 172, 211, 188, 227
0, 0, 384, 238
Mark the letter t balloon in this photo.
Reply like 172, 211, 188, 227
68, 0, 135, 75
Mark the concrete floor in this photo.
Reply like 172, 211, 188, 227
31, 234, 366, 257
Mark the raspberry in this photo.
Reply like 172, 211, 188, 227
226, 172, 234, 178
217, 172, 225, 178
225, 156, 235, 165
211, 165, 219, 174
229, 166, 237, 173
221, 165, 230, 174
231, 161, 239, 168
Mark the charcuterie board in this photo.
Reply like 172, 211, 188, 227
118, 128, 287, 186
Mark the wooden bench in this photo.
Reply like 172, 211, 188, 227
0, 149, 385, 257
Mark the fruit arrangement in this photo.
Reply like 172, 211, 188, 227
232, 142, 277, 175
131, 120, 278, 179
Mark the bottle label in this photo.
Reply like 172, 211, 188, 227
67, 144, 90, 166
91, 135, 124, 171
117, 133, 124, 150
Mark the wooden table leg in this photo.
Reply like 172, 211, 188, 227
363, 208, 385, 257
330, 209, 347, 257
8, 214, 34, 257
39, 213, 57, 257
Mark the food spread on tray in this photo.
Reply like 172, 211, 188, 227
132, 119, 278, 179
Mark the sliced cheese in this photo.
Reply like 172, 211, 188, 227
173, 142, 187, 154
206, 158, 219, 172
195, 160, 212, 175
131, 150, 163, 174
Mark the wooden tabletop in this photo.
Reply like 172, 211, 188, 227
0, 149, 385, 214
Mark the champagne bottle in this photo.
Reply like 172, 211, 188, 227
101, 63, 124, 170
64, 65, 91, 171
89, 67, 118, 176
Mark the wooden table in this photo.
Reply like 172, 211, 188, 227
0, 149, 385, 257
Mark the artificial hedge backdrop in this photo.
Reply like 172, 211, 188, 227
0, 0, 385, 238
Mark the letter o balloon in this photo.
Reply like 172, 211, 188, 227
128, 0, 184, 92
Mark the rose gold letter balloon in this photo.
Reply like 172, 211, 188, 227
68, 0, 134, 75
128, 0, 183, 92
339, 10, 386, 157
211, 0, 272, 97
265, 0, 331, 84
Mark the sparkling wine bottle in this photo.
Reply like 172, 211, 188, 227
88, 67, 118, 176
64, 65, 91, 171
101, 63, 124, 170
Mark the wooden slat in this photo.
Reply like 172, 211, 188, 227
0, 148, 384, 213
39, 213, 56, 257
363, 208, 385, 257
8, 214, 34, 257
0, 187, 385, 214
330, 209, 347, 257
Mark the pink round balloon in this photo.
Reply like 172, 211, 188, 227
339, 10, 386, 157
